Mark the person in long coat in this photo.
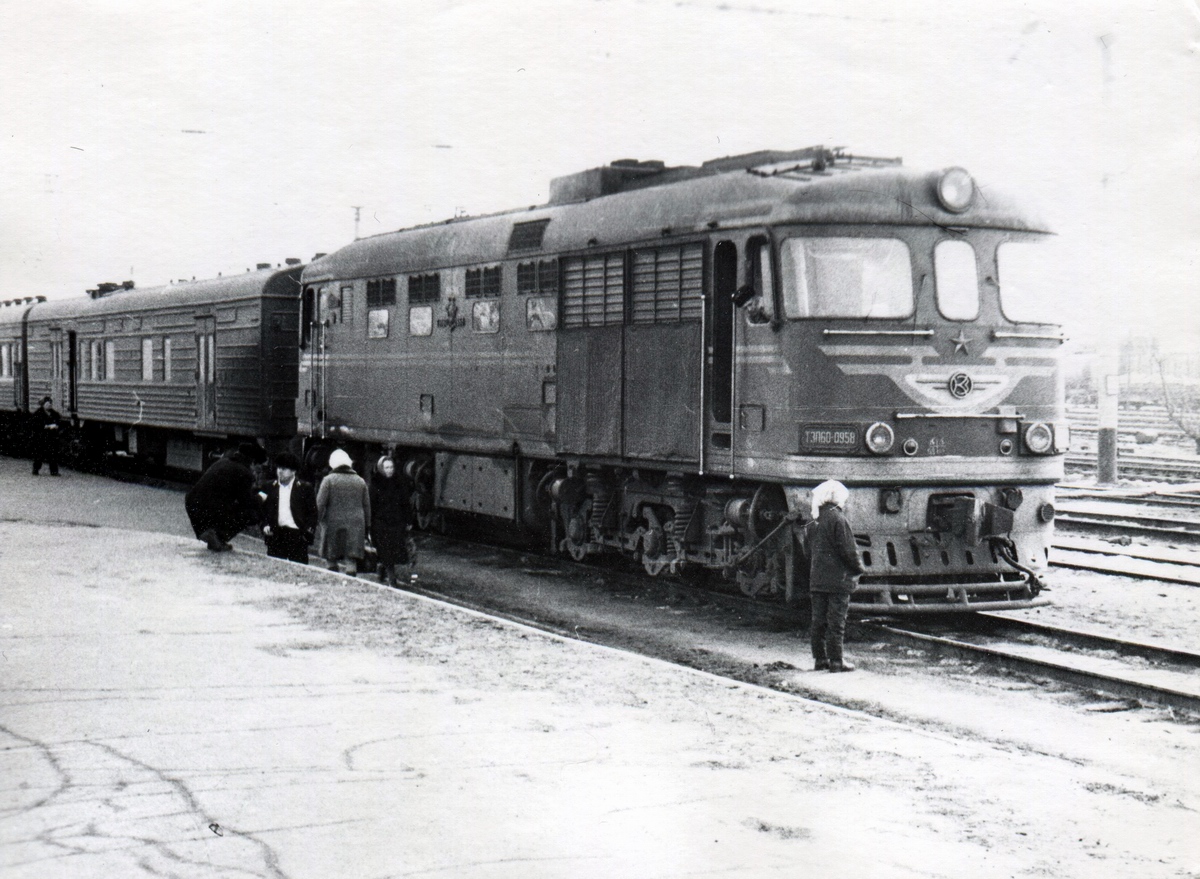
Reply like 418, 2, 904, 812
369, 455, 414, 586
317, 449, 371, 575
260, 451, 318, 564
799, 479, 864, 673
185, 443, 265, 552
31, 396, 62, 476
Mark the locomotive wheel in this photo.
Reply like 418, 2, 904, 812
737, 567, 771, 597
405, 455, 436, 530
747, 483, 789, 544
738, 552, 783, 598
564, 535, 589, 562
639, 527, 671, 576
562, 512, 589, 561
642, 554, 670, 577
638, 505, 677, 576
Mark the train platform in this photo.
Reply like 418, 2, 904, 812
0, 458, 1196, 878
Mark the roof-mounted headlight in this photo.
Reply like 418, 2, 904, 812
936, 167, 975, 213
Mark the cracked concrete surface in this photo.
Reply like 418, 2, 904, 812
1, 459, 1199, 877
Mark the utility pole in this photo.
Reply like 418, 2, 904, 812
352, 206, 362, 240
1095, 34, 1119, 485
1096, 354, 1119, 483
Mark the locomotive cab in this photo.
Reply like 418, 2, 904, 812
724, 166, 1063, 610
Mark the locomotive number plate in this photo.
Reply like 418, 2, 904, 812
800, 424, 860, 453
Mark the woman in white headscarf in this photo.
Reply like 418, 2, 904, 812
317, 449, 371, 575
800, 479, 863, 672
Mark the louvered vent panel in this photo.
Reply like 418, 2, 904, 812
631, 243, 703, 324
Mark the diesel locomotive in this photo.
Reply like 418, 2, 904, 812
1, 146, 1065, 613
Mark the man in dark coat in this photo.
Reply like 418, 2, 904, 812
185, 443, 265, 552
799, 480, 864, 673
260, 451, 318, 564
31, 396, 62, 476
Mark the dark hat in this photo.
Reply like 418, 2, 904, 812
274, 451, 301, 470
40, 396, 52, 406
237, 442, 267, 464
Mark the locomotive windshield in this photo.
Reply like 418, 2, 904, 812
934, 239, 979, 320
780, 238, 913, 319
997, 239, 1063, 325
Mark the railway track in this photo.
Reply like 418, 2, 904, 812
869, 613, 1200, 715
393, 535, 1200, 719
1054, 507, 1200, 546
1065, 453, 1200, 483
1051, 487, 1200, 582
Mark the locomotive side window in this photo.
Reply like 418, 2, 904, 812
471, 300, 500, 333
742, 237, 775, 325
519, 259, 559, 331
562, 253, 625, 328
934, 240, 979, 320
780, 237, 912, 319
517, 262, 535, 294
0, 343, 9, 377
526, 297, 557, 331
105, 340, 116, 382
368, 309, 390, 339
997, 240, 1061, 325
538, 259, 558, 295
409, 306, 433, 336
518, 260, 559, 294
408, 273, 441, 304
407, 274, 444, 335
631, 243, 703, 324
366, 271, 399, 338
465, 266, 502, 298
164, 338, 173, 382
366, 278, 397, 307
141, 338, 154, 382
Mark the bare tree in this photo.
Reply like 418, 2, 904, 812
1156, 358, 1200, 454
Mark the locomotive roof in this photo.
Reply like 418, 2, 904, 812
305, 148, 1048, 283
25, 266, 302, 324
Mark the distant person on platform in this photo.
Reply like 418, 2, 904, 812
260, 451, 318, 564
800, 480, 864, 673
185, 443, 266, 552
369, 455, 414, 587
31, 396, 62, 476
317, 449, 371, 576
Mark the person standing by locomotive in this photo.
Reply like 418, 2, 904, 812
260, 451, 318, 564
317, 449, 371, 576
30, 396, 62, 476
184, 443, 265, 552
800, 480, 864, 672
369, 455, 414, 587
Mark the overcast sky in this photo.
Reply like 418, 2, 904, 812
2, 0, 1197, 351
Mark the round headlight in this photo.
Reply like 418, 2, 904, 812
865, 422, 895, 454
936, 167, 975, 213
1024, 422, 1054, 455
902, 438, 919, 456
